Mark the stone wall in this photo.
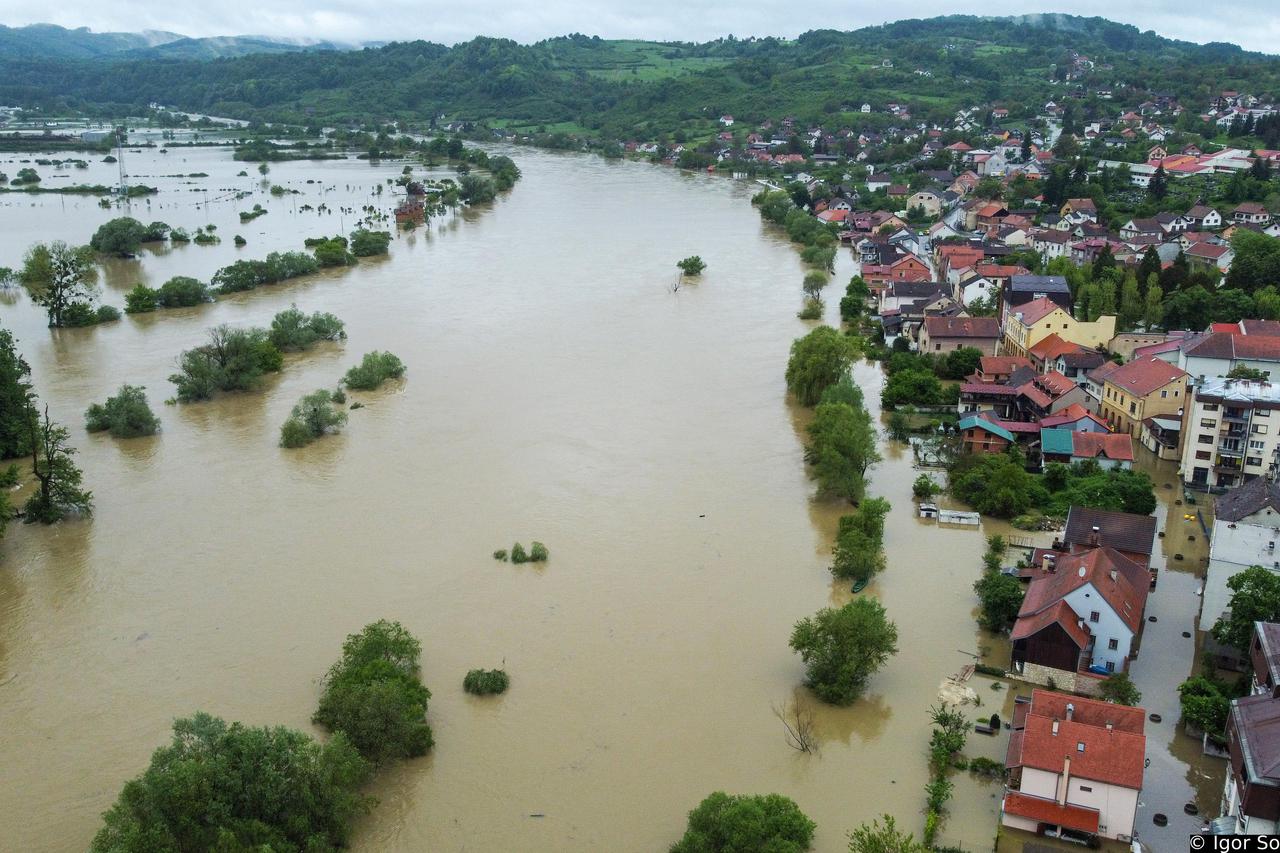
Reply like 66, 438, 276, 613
1018, 662, 1104, 698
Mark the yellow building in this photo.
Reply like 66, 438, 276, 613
1100, 356, 1189, 439
1000, 296, 1116, 358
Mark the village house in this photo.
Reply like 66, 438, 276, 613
1003, 690, 1146, 842
1010, 543, 1150, 682
1039, 403, 1110, 434
1185, 204, 1224, 229
958, 413, 1013, 454
1001, 296, 1117, 361
1099, 357, 1188, 439
1060, 198, 1098, 224
1186, 241, 1235, 272
1028, 334, 1088, 374
1180, 378, 1280, 489
1140, 414, 1183, 461
918, 316, 1000, 356
1060, 507, 1158, 576
1000, 275, 1072, 318
1041, 429, 1134, 470
969, 355, 1033, 384
1234, 202, 1272, 225
1218, 621, 1280, 835
907, 189, 942, 217
1178, 327, 1280, 382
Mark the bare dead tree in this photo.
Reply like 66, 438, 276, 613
773, 701, 819, 755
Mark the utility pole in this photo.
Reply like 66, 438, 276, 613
115, 125, 129, 206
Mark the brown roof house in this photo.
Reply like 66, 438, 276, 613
918, 316, 1001, 356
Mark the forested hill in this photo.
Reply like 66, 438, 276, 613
0, 24, 348, 61
3, 15, 1279, 139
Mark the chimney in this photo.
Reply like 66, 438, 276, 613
1066, 703, 1075, 721
1088, 525, 1101, 547
1106, 722, 1114, 731
1110, 569, 1118, 583
1042, 553, 1057, 573
1052, 720, 1059, 735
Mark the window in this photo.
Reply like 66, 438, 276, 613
1077, 742, 1086, 752
1090, 611, 1100, 622
1255, 425, 1270, 435
1251, 440, 1266, 450
1205, 403, 1219, 411
1161, 390, 1168, 398
1199, 435, 1214, 444
1079, 785, 1094, 793
1105, 660, 1115, 672
935, 344, 941, 351
1250, 457, 1264, 467
1129, 402, 1137, 414
1259, 409, 1272, 418
1108, 638, 1119, 650
1196, 451, 1212, 460
1201, 419, 1218, 428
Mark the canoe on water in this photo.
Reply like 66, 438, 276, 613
851, 577, 869, 593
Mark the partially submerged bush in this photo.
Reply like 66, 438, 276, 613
280, 389, 348, 448
313, 620, 433, 764
529, 541, 548, 562
124, 284, 158, 314
169, 325, 283, 402
493, 549, 508, 561
350, 229, 391, 257
157, 276, 212, 307
510, 542, 528, 563
269, 306, 346, 352
343, 351, 405, 391
85, 385, 159, 438
463, 668, 509, 695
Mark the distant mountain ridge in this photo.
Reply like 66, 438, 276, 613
0, 23, 353, 60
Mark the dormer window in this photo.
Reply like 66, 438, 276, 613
1077, 742, 1085, 752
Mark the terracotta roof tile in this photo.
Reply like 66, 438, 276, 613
1071, 431, 1134, 462
1104, 356, 1187, 397
1017, 547, 1149, 634
1003, 793, 1100, 834
1013, 296, 1067, 326
1008, 690, 1147, 790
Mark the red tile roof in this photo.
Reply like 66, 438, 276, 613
1010, 599, 1091, 645
1028, 333, 1086, 362
1039, 404, 1109, 431
1003, 793, 1100, 834
1104, 356, 1187, 397
1018, 547, 1149, 634
1017, 382, 1053, 408
923, 316, 1000, 339
978, 356, 1032, 376
1007, 690, 1147, 790
1036, 370, 1077, 397
1188, 242, 1230, 260
1072, 431, 1134, 462
1184, 332, 1280, 361
961, 382, 1018, 396
975, 263, 1029, 278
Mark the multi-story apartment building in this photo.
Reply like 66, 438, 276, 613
1180, 378, 1280, 489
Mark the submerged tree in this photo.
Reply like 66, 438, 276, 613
790, 598, 898, 705
90, 712, 371, 852
25, 405, 92, 523
0, 328, 35, 459
20, 241, 100, 327
677, 256, 706, 276
671, 792, 816, 853
314, 620, 433, 764
280, 389, 348, 448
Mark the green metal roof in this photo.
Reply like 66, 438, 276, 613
958, 414, 1014, 443
1040, 427, 1075, 456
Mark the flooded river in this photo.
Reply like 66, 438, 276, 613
0, 144, 1209, 852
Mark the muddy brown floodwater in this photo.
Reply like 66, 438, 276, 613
0, 143, 1205, 852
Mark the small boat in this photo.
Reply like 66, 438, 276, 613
851, 577, 869, 593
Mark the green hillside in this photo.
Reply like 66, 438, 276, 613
1, 16, 1278, 141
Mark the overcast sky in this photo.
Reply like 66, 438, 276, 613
2, 1, 1279, 54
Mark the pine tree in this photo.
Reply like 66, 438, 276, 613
1148, 164, 1168, 200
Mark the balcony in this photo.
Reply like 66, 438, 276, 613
1224, 411, 1250, 423
1218, 443, 1245, 457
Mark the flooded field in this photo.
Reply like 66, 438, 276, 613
0, 143, 1214, 851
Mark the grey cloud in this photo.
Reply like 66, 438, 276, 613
1, 0, 1277, 52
